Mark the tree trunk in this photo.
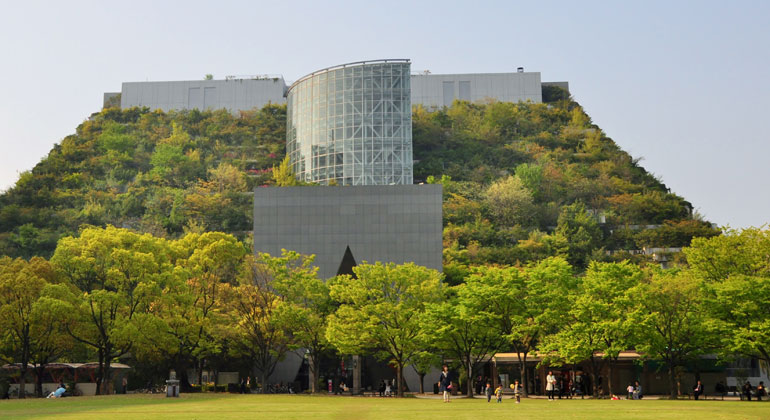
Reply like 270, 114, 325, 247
18, 365, 27, 399
520, 355, 529, 397
103, 358, 112, 395
261, 372, 267, 394
588, 357, 599, 398
607, 360, 614, 397
418, 373, 425, 394
310, 354, 319, 393
466, 360, 474, 397
396, 363, 403, 397
198, 359, 204, 387
35, 365, 44, 398
95, 349, 104, 396
668, 364, 677, 399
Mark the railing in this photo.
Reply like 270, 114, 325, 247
289, 59, 411, 91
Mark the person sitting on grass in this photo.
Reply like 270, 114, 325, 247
495, 384, 503, 403
46, 384, 66, 399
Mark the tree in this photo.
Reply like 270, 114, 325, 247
629, 269, 717, 398
425, 274, 507, 397
482, 175, 535, 227
272, 156, 300, 186
516, 257, 574, 396
29, 284, 76, 397
411, 351, 441, 394
555, 201, 602, 268
269, 250, 333, 394
540, 261, 642, 397
228, 253, 291, 390
326, 262, 444, 397
685, 228, 770, 366
49, 226, 170, 395
161, 231, 246, 388
0, 257, 55, 398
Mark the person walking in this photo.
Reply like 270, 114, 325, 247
546, 371, 557, 400
495, 384, 503, 403
627, 384, 634, 399
438, 365, 452, 403
511, 379, 522, 404
485, 382, 493, 402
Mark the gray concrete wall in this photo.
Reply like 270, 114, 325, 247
410, 72, 542, 108
110, 71, 559, 113
253, 184, 443, 279
120, 78, 286, 113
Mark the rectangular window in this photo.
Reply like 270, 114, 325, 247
442, 81, 455, 106
459, 81, 471, 101
188, 87, 202, 109
203, 87, 216, 109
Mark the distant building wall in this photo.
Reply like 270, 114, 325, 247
253, 184, 443, 279
103, 92, 120, 109
410, 72, 542, 108
120, 78, 286, 113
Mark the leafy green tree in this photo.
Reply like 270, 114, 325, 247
482, 175, 535, 227
629, 269, 717, 398
424, 280, 506, 397
411, 350, 442, 394
49, 226, 171, 394
29, 283, 76, 397
162, 231, 246, 387
685, 228, 770, 365
540, 261, 642, 397
272, 156, 300, 186
555, 201, 602, 268
268, 250, 333, 394
0, 257, 56, 398
326, 262, 444, 397
228, 254, 291, 390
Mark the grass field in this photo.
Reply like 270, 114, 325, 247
1, 394, 768, 420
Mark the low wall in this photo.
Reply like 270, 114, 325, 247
10, 382, 100, 396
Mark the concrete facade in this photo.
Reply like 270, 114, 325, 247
410, 71, 542, 108
119, 78, 286, 113
107, 64, 567, 113
253, 184, 443, 279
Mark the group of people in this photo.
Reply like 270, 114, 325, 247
742, 381, 766, 401
545, 371, 589, 400
377, 379, 397, 397
624, 382, 644, 399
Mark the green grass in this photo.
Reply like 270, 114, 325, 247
0, 394, 768, 420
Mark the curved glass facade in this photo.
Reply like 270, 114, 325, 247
287, 60, 413, 185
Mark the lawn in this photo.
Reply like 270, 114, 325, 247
0, 394, 768, 420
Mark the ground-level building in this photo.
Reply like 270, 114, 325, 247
2, 362, 131, 397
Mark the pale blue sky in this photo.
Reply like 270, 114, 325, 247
1, 0, 768, 228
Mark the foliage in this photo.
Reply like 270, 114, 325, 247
685, 228, 770, 365
628, 269, 718, 398
539, 261, 642, 396
326, 262, 444, 397
0, 105, 286, 257
267, 250, 332, 393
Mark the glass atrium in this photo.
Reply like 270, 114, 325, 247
286, 60, 413, 185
